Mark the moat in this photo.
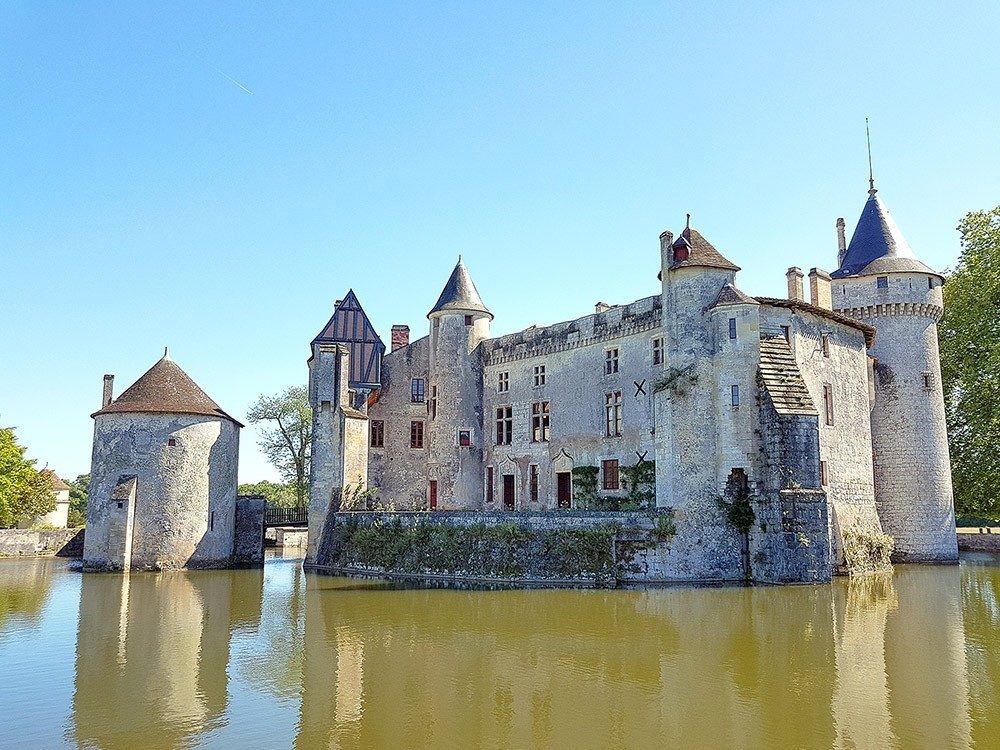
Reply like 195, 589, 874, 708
2, 552, 998, 749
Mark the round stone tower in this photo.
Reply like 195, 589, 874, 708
830, 185, 957, 562
84, 352, 242, 571
426, 257, 492, 509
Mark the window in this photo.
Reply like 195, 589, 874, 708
652, 337, 663, 365
533, 365, 546, 387
531, 401, 550, 442
411, 378, 425, 403
821, 333, 830, 358
458, 430, 471, 447
370, 420, 385, 447
167, 438, 176, 447
729, 318, 737, 340
922, 372, 934, 390
464, 314, 473, 326
928, 277, 934, 290
731, 385, 740, 407
430, 385, 437, 420
781, 325, 790, 342
605, 348, 619, 375
822, 384, 834, 426
410, 420, 425, 448
209, 511, 214, 532
486, 467, 494, 504
530, 464, 539, 503
602, 459, 619, 490
497, 371, 509, 393
820, 460, 829, 487
877, 276, 888, 289
496, 407, 512, 445
605, 391, 622, 436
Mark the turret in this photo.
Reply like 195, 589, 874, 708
426, 257, 492, 509
830, 184, 956, 562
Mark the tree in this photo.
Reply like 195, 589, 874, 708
939, 206, 1000, 519
238, 480, 298, 508
0, 426, 55, 528
246, 387, 312, 509
67, 474, 89, 527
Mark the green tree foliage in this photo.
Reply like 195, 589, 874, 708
67, 474, 89, 527
0, 426, 55, 528
238, 480, 298, 508
246, 387, 312, 509
939, 206, 1000, 519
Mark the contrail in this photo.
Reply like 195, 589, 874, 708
210, 65, 254, 95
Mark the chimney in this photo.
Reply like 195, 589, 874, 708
786, 267, 804, 302
595, 302, 612, 314
102, 374, 114, 407
809, 268, 832, 310
836, 218, 847, 268
391, 325, 410, 351
659, 230, 674, 282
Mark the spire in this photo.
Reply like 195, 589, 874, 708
866, 117, 876, 195
832, 186, 938, 279
428, 257, 493, 319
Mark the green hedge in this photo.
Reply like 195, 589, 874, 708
331, 517, 622, 582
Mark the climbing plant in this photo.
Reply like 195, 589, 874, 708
571, 466, 599, 509
621, 460, 656, 510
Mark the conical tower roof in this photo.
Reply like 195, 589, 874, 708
92, 352, 242, 426
428, 257, 493, 319
669, 226, 740, 272
832, 189, 939, 278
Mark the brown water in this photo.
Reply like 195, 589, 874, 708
1, 553, 998, 749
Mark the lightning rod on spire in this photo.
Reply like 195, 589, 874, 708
866, 118, 876, 195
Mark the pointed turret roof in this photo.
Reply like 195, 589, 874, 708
92, 353, 243, 426
669, 226, 740, 272
832, 188, 939, 279
428, 257, 493, 319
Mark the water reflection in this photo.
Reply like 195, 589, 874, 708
0, 555, 996, 748
71, 568, 263, 749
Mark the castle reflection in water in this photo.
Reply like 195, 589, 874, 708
4, 555, 993, 748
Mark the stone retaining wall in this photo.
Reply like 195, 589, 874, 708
957, 529, 1000, 553
0, 528, 84, 557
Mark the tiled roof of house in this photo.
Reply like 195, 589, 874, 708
41, 470, 71, 491
758, 337, 818, 416
756, 297, 876, 348
92, 354, 243, 426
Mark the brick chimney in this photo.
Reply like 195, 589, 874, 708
391, 325, 410, 351
786, 267, 804, 302
809, 268, 832, 310
836, 218, 847, 268
102, 374, 114, 407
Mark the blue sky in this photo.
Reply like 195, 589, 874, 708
2, 1, 997, 483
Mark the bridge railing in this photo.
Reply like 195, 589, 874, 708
264, 506, 308, 527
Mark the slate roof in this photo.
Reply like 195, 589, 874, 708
832, 190, 940, 279
92, 354, 243, 426
758, 337, 818, 416
670, 227, 740, 272
428, 257, 493, 319
756, 297, 876, 348
709, 283, 758, 309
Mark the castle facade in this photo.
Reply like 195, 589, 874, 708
307, 184, 958, 580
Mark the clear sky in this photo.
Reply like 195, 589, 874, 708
2, 1, 997, 483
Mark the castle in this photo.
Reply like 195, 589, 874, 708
306, 182, 958, 582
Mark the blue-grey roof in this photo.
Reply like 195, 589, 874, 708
428, 257, 493, 319
832, 190, 939, 279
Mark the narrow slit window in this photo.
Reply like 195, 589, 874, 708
731, 384, 740, 407
530, 464, 539, 503
486, 467, 494, 504
370, 420, 385, 448
821, 333, 830, 358
729, 318, 737, 340
781, 325, 790, 342
820, 460, 829, 487
823, 384, 834, 426
652, 337, 663, 366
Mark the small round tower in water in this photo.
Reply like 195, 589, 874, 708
426, 257, 492, 509
84, 351, 242, 571
830, 184, 957, 562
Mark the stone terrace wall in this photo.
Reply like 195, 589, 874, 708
306, 510, 823, 586
0, 528, 84, 557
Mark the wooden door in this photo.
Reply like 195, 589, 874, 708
556, 472, 571, 509
429, 480, 438, 510
502, 474, 515, 510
